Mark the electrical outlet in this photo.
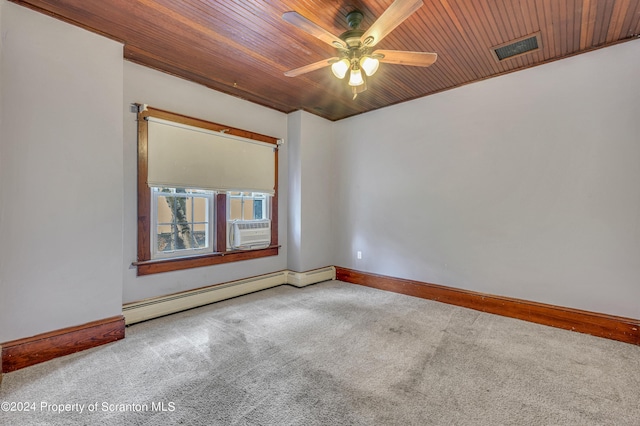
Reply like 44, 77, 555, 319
357, 251, 362, 260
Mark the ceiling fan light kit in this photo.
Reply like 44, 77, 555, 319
348, 66, 364, 86
331, 58, 350, 79
282, 0, 437, 99
360, 56, 380, 76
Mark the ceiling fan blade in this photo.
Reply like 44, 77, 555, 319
282, 12, 347, 49
284, 57, 339, 77
361, 0, 423, 47
375, 50, 437, 67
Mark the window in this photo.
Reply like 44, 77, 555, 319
136, 106, 279, 275
152, 187, 214, 259
228, 192, 269, 221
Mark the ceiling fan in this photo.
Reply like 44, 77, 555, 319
282, 0, 437, 99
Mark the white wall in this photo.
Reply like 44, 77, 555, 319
287, 112, 303, 270
332, 40, 640, 319
0, 2, 124, 341
123, 62, 288, 303
287, 111, 334, 272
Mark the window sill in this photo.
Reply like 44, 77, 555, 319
133, 246, 280, 276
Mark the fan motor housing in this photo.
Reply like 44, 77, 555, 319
340, 29, 365, 48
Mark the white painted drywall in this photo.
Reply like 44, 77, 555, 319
332, 40, 640, 319
287, 110, 334, 272
0, 2, 124, 342
287, 111, 303, 271
123, 61, 288, 303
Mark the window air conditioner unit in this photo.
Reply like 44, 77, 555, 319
228, 219, 271, 250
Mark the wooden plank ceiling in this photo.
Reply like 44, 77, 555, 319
12, 0, 640, 121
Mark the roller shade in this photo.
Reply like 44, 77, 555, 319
147, 117, 276, 194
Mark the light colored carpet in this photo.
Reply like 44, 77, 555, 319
1, 280, 639, 425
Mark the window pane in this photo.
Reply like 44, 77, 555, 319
185, 197, 193, 221
157, 195, 173, 224
157, 225, 174, 252
192, 224, 208, 248
181, 224, 198, 248
244, 200, 254, 220
174, 224, 187, 250
171, 197, 188, 228
253, 199, 263, 219
230, 197, 242, 220
193, 197, 207, 222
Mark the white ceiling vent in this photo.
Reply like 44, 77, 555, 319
491, 33, 542, 61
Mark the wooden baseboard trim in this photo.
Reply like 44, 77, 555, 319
336, 267, 640, 346
1, 316, 125, 373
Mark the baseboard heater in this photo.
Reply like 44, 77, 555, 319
123, 267, 336, 325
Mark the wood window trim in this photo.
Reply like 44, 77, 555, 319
136, 106, 279, 276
